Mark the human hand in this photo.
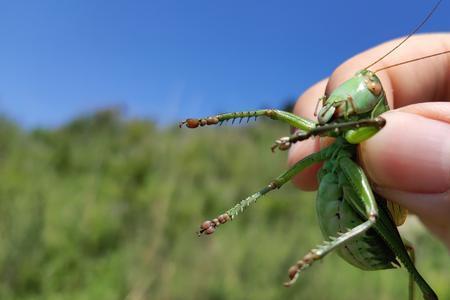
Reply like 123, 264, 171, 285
288, 33, 450, 249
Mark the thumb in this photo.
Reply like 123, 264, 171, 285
360, 102, 450, 193
359, 102, 450, 247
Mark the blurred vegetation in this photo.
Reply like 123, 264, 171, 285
0, 109, 448, 300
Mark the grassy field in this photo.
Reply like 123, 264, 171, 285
0, 109, 448, 300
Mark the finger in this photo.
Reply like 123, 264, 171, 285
325, 33, 450, 109
397, 101, 450, 123
289, 33, 450, 191
359, 103, 450, 193
374, 187, 450, 249
288, 79, 327, 191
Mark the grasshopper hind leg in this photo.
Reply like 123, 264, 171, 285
404, 240, 416, 300
285, 156, 380, 286
284, 217, 376, 286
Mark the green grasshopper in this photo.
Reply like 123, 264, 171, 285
180, 1, 448, 299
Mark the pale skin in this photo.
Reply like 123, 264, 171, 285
289, 33, 450, 250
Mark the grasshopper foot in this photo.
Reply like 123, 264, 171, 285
179, 116, 220, 129
197, 214, 231, 236
283, 251, 320, 287
271, 130, 313, 152
271, 137, 291, 152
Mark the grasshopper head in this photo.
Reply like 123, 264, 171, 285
317, 70, 384, 124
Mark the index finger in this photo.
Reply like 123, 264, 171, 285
289, 33, 450, 190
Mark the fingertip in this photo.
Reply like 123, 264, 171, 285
360, 110, 450, 193
374, 187, 450, 248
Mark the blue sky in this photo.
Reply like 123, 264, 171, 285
0, 0, 447, 128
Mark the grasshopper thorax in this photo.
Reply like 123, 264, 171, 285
317, 70, 384, 124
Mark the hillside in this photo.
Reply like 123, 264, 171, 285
0, 110, 448, 300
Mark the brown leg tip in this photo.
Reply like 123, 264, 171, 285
218, 214, 230, 224
205, 226, 215, 235
200, 220, 213, 230
288, 266, 298, 280
197, 219, 220, 236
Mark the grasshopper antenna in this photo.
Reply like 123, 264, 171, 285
364, 0, 443, 70
374, 50, 450, 73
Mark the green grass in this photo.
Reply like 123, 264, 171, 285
0, 110, 448, 300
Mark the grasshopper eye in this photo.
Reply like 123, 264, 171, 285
365, 78, 382, 96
